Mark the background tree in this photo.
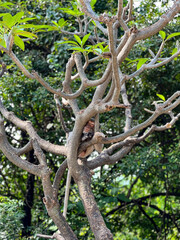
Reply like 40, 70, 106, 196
0, 0, 180, 239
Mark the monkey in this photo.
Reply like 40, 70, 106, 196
78, 119, 95, 159
78, 119, 105, 159
81, 119, 95, 141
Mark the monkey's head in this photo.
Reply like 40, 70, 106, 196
81, 119, 95, 142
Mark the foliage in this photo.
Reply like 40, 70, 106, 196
0, 0, 180, 239
0, 197, 25, 240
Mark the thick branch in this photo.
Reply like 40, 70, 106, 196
102, 93, 180, 144
74, 52, 112, 87
0, 117, 41, 176
136, 1, 180, 41
76, 165, 113, 240
0, 99, 67, 155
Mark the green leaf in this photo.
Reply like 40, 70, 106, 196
14, 31, 37, 39
92, 20, 96, 26
0, 38, 6, 48
103, 196, 118, 203
58, 18, 67, 27
172, 47, 177, 55
12, 12, 24, 25
171, 47, 179, 60
156, 93, 165, 101
17, 24, 35, 29
91, 0, 97, 7
3, 13, 14, 28
0, 2, 14, 9
59, 8, 83, 17
33, 25, 52, 30
18, 17, 36, 23
58, 40, 79, 46
0, 13, 9, 18
125, 57, 133, 62
74, 34, 81, 46
159, 31, 166, 40
166, 32, 180, 41
52, 21, 59, 28
19, 24, 51, 31
94, 48, 102, 54
68, 46, 86, 52
118, 194, 130, 202
81, 33, 90, 47
49, 225, 58, 231
137, 58, 149, 70
14, 35, 25, 50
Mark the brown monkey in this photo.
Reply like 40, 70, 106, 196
81, 119, 95, 142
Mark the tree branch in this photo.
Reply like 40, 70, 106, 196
0, 116, 41, 176
0, 99, 67, 155
138, 205, 160, 233
136, 1, 180, 41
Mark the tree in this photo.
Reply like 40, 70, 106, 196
0, 0, 180, 239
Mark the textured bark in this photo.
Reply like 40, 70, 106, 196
76, 166, 114, 240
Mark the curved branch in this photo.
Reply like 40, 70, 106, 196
87, 111, 180, 170
0, 99, 67, 156
32, 70, 85, 100
9, 52, 34, 79
74, 53, 112, 87
136, 1, 180, 41
53, 159, 68, 192
79, 0, 108, 35
16, 140, 33, 156
0, 117, 41, 176
138, 205, 160, 233
102, 93, 180, 144
106, 192, 180, 217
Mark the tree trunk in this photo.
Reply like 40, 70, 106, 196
76, 166, 114, 240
